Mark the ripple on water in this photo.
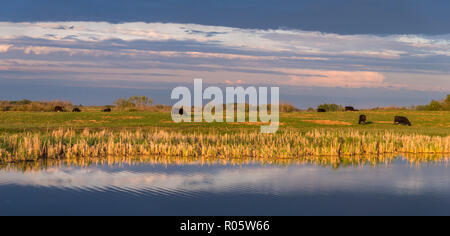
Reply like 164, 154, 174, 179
1, 158, 450, 215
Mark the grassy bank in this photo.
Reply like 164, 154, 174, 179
0, 110, 449, 164
0, 110, 449, 135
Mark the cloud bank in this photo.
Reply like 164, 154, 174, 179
0, 22, 449, 92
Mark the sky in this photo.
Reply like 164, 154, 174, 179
0, 0, 449, 108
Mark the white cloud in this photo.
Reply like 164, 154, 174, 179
396, 35, 450, 48
282, 69, 386, 88
24, 46, 73, 55
0, 44, 12, 53
225, 80, 245, 85
1, 21, 449, 58
340, 50, 406, 59
21, 46, 114, 57
0, 21, 449, 91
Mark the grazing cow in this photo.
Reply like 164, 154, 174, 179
54, 106, 64, 112
317, 108, 326, 113
345, 106, 355, 111
359, 115, 367, 125
394, 116, 412, 126
72, 107, 81, 112
103, 108, 112, 112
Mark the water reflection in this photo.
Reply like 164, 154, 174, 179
0, 156, 449, 215
1, 159, 449, 195
1, 153, 449, 173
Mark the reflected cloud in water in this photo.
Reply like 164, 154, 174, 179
1, 160, 449, 198
1, 156, 450, 215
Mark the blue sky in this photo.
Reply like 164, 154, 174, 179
2, 0, 450, 35
0, 0, 449, 107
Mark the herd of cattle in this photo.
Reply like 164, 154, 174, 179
53, 105, 413, 126
54, 106, 111, 113
318, 106, 412, 126
358, 114, 411, 126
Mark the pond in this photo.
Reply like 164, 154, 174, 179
0, 157, 449, 216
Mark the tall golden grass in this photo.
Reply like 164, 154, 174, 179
0, 129, 449, 163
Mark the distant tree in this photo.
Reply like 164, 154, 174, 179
0, 100, 72, 112
445, 95, 450, 109
19, 99, 32, 105
279, 102, 297, 112
115, 96, 154, 111
114, 98, 135, 109
318, 104, 344, 112
128, 96, 153, 108
417, 94, 450, 111
427, 100, 443, 111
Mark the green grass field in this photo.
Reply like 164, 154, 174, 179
0, 110, 448, 163
0, 110, 449, 136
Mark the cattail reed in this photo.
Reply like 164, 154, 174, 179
0, 128, 449, 163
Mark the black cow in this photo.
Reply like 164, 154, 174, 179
394, 116, 412, 126
359, 115, 367, 125
317, 108, 326, 113
54, 106, 64, 112
72, 107, 81, 112
103, 108, 112, 112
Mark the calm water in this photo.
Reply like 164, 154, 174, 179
1, 159, 450, 216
